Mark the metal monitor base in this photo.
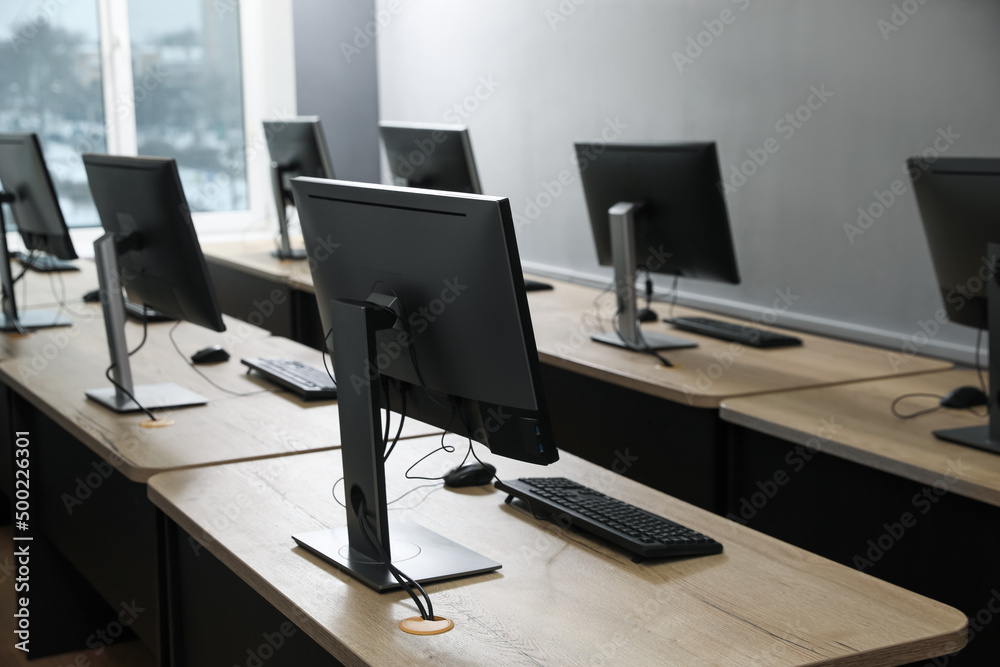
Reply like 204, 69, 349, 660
0, 310, 71, 331
293, 520, 501, 592
934, 426, 1000, 457
271, 247, 307, 260
85, 383, 208, 413
591, 330, 698, 351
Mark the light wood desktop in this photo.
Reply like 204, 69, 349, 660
202, 240, 953, 408
148, 438, 967, 666
0, 262, 436, 482
721, 369, 1000, 507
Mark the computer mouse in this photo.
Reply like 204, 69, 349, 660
83, 289, 101, 303
191, 345, 230, 364
940, 385, 988, 409
443, 462, 497, 488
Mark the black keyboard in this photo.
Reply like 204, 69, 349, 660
124, 299, 176, 322
666, 317, 802, 348
11, 251, 79, 272
241, 357, 337, 400
496, 477, 722, 560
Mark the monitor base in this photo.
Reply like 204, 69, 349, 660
85, 383, 208, 413
293, 520, 501, 592
271, 247, 307, 260
933, 425, 1000, 456
0, 309, 71, 331
591, 330, 698, 351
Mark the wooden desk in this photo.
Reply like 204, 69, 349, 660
148, 438, 966, 666
720, 370, 1000, 664
721, 369, 1000, 507
0, 261, 437, 662
203, 240, 952, 407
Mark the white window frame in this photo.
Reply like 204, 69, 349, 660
65, 0, 296, 249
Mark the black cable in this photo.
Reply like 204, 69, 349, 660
103, 363, 158, 421
130, 306, 149, 356
319, 327, 338, 387
611, 305, 674, 367
668, 274, 679, 319
890, 393, 947, 420
357, 496, 434, 621
644, 269, 653, 315
383, 382, 406, 461
167, 321, 279, 397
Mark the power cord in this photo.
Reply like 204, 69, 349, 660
102, 305, 159, 421
611, 305, 674, 367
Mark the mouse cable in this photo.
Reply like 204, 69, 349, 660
890, 329, 990, 420
357, 496, 434, 621
890, 393, 947, 420
167, 321, 278, 398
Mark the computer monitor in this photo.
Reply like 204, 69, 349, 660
576, 141, 740, 351
289, 177, 558, 591
82, 154, 226, 413
380, 121, 482, 194
911, 156, 1000, 455
263, 117, 335, 259
0, 133, 76, 331
380, 122, 552, 291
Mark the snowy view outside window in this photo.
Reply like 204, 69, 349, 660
0, 0, 248, 227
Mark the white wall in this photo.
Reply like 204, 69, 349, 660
376, 0, 1000, 363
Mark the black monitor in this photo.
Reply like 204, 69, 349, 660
576, 142, 740, 351
0, 133, 76, 331
911, 156, 1000, 455
83, 154, 225, 413
289, 177, 557, 591
380, 121, 482, 194
380, 122, 552, 291
263, 117, 335, 259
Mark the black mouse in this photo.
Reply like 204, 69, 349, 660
940, 386, 988, 409
191, 345, 230, 364
443, 462, 496, 488
83, 289, 101, 303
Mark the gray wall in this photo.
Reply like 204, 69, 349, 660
376, 0, 1000, 363
293, 0, 379, 182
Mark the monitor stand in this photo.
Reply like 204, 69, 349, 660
292, 296, 500, 591
590, 202, 696, 351
933, 242, 1000, 456
270, 163, 308, 260
0, 194, 71, 331
84, 232, 208, 413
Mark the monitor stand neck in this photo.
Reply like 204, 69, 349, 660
933, 242, 1000, 454
290, 297, 501, 591
84, 232, 207, 413
0, 191, 70, 332
590, 201, 695, 352
270, 163, 306, 260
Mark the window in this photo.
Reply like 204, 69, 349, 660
1, 0, 254, 228
0, 0, 106, 227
